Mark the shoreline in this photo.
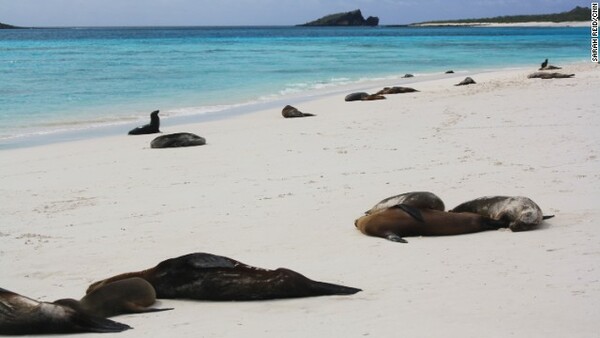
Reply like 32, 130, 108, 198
1, 62, 598, 337
412, 21, 590, 27
0, 59, 588, 150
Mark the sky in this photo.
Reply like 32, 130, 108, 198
0, 0, 591, 27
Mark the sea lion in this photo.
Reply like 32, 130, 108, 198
282, 105, 315, 118
0, 288, 131, 335
375, 86, 419, 95
450, 196, 554, 232
527, 72, 574, 79
445, 70, 454, 74
540, 58, 548, 69
87, 252, 361, 301
539, 65, 562, 70
355, 204, 509, 243
345, 92, 369, 102
365, 191, 445, 215
150, 132, 206, 148
362, 94, 386, 101
402, 74, 414, 78
54, 277, 172, 318
455, 77, 476, 86
128, 110, 160, 135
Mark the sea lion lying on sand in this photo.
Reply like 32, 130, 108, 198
355, 204, 508, 243
450, 196, 554, 232
87, 252, 361, 301
375, 86, 419, 95
527, 72, 574, 79
150, 132, 206, 148
0, 288, 131, 335
455, 77, 476, 86
54, 277, 172, 318
282, 105, 315, 118
364, 191, 445, 215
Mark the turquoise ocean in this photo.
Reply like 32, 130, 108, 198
0, 26, 589, 148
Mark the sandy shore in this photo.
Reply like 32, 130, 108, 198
1, 62, 599, 337
413, 21, 589, 27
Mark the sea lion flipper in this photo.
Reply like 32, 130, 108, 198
542, 215, 555, 220
385, 233, 408, 243
390, 204, 424, 222
70, 312, 132, 333
124, 302, 174, 314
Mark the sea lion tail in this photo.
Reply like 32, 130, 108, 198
308, 281, 362, 296
71, 312, 132, 333
542, 215, 555, 220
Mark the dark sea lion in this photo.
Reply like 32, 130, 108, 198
445, 70, 454, 74
450, 196, 554, 232
362, 94, 386, 101
375, 86, 419, 95
365, 191, 445, 215
527, 72, 574, 79
402, 74, 414, 78
455, 77, 476, 86
355, 204, 508, 243
87, 253, 361, 301
128, 110, 160, 135
345, 92, 369, 101
541, 58, 548, 69
54, 277, 172, 318
0, 288, 131, 335
282, 105, 315, 118
150, 132, 206, 148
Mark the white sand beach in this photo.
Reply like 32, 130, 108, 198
1, 62, 599, 337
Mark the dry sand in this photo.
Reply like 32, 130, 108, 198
1, 62, 599, 337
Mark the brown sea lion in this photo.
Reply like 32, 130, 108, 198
128, 110, 160, 135
455, 77, 476, 86
87, 253, 361, 301
282, 105, 315, 118
0, 288, 131, 335
450, 196, 554, 232
355, 204, 509, 243
527, 72, 574, 79
54, 277, 172, 318
365, 191, 445, 215
375, 86, 419, 95
362, 94, 386, 101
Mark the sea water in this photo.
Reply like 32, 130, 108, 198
0, 26, 589, 148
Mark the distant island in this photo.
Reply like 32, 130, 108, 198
412, 6, 590, 26
300, 9, 379, 27
0, 21, 19, 29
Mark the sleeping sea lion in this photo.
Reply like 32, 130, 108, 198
450, 196, 554, 232
282, 105, 315, 118
128, 110, 160, 135
150, 132, 206, 148
54, 277, 172, 318
87, 253, 361, 301
0, 288, 130, 335
365, 191, 445, 215
375, 86, 419, 95
355, 204, 508, 243
455, 77, 476, 86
